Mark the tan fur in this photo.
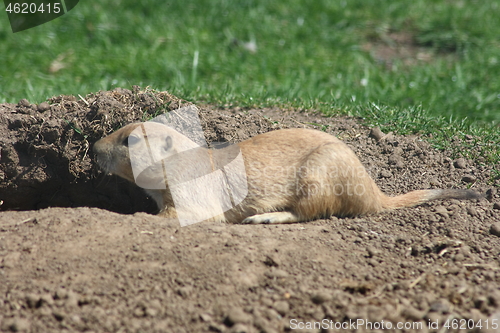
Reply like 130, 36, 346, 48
93, 124, 481, 224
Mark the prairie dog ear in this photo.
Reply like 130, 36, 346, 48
163, 136, 173, 152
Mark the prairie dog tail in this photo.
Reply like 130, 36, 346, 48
382, 189, 482, 211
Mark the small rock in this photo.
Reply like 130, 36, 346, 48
466, 206, 478, 216
229, 324, 251, 333
37, 102, 51, 112
6, 318, 30, 332
199, 313, 213, 322
208, 323, 225, 332
25, 294, 40, 309
393, 147, 404, 155
54, 288, 68, 300
253, 315, 271, 331
429, 178, 441, 186
366, 246, 380, 258
486, 188, 496, 201
462, 175, 476, 183
489, 223, 500, 237
429, 299, 451, 314
224, 308, 252, 326
474, 296, 488, 311
273, 301, 289, 316
176, 286, 193, 298
488, 290, 500, 307
493, 202, 500, 210
434, 206, 449, 219
37, 294, 54, 307
265, 308, 280, 321
2, 252, 21, 268
65, 291, 79, 307
380, 170, 392, 178
264, 268, 288, 279
53, 311, 65, 321
388, 154, 402, 166
145, 307, 159, 317
18, 99, 31, 107
311, 292, 331, 305
453, 158, 467, 169
264, 254, 280, 267
369, 127, 385, 141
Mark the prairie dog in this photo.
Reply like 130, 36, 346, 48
93, 123, 481, 224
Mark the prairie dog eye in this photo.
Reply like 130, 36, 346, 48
124, 135, 141, 147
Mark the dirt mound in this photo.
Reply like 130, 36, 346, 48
0, 88, 499, 332
0, 87, 277, 214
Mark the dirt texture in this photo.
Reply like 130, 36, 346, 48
1, 88, 499, 333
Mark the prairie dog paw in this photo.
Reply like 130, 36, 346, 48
241, 212, 300, 224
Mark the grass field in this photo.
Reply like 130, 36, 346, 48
1, 0, 499, 169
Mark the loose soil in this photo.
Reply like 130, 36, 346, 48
0, 88, 499, 333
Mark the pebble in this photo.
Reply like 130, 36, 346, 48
429, 298, 451, 314
388, 154, 402, 166
54, 288, 68, 300
369, 127, 385, 141
493, 202, 500, 210
466, 206, 478, 216
273, 300, 289, 316
18, 99, 31, 107
37, 102, 51, 112
209, 323, 225, 332
366, 246, 380, 258
311, 292, 331, 304
264, 268, 288, 279
65, 291, 79, 307
488, 291, 500, 307
380, 170, 392, 178
462, 175, 476, 183
434, 206, 449, 219
265, 308, 280, 320
229, 323, 251, 333
5, 318, 30, 332
224, 308, 252, 326
453, 158, 467, 169
25, 293, 39, 309
474, 296, 488, 311
489, 223, 500, 237
429, 178, 441, 186
52, 311, 65, 321
264, 254, 280, 267
2, 252, 21, 268
176, 286, 193, 298
200, 313, 213, 322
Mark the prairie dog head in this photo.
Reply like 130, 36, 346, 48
93, 122, 199, 188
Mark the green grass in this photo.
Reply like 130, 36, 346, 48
1, 0, 499, 169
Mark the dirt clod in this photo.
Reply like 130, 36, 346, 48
369, 126, 385, 141
454, 157, 467, 169
224, 308, 252, 326
490, 223, 500, 237
462, 175, 477, 183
